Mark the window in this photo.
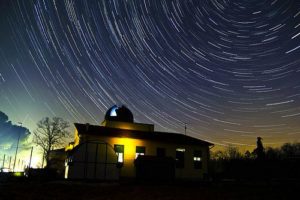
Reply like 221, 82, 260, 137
176, 148, 185, 168
65, 156, 73, 166
157, 148, 166, 157
114, 144, 124, 164
193, 150, 202, 169
136, 146, 145, 159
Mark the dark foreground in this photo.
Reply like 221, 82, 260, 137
0, 179, 299, 200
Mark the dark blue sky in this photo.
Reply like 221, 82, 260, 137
0, 0, 300, 148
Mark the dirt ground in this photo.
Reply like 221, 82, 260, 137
0, 179, 299, 200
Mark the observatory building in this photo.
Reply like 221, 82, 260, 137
65, 105, 213, 181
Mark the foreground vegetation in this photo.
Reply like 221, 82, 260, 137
210, 142, 300, 181
1, 142, 299, 199
0, 179, 299, 200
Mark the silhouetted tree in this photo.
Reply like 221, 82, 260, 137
33, 117, 70, 167
265, 147, 281, 160
211, 146, 242, 160
226, 146, 242, 159
244, 150, 252, 159
281, 143, 300, 159
211, 150, 227, 160
253, 137, 265, 160
209, 141, 300, 181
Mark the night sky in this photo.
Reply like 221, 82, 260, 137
1, 0, 300, 149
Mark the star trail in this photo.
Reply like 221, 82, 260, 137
0, 0, 300, 148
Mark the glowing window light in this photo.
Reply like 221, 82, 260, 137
111, 137, 146, 163
135, 146, 145, 159
117, 153, 124, 163
193, 150, 202, 169
114, 144, 124, 165
193, 157, 202, 161
176, 148, 185, 152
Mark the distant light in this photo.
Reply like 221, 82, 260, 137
1, 168, 10, 173
13, 172, 24, 177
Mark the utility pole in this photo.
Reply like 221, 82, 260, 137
12, 134, 20, 172
184, 122, 187, 136
28, 147, 33, 168
13, 122, 22, 172
8, 156, 11, 170
2, 154, 5, 169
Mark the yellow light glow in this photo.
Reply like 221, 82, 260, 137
12, 154, 42, 171
30, 155, 43, 168
110, 137, 145, 160
13, 172, 24, 177
65, 143, 74, 151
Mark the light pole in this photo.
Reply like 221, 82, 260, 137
13, 122, 22, 172
2, 154, 5, 169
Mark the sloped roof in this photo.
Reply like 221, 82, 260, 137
75, 123, 213, 146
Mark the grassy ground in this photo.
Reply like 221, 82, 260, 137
0, 179, 299, 200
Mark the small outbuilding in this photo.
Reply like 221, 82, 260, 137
65, 105, 213, 181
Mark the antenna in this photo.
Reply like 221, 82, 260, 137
184, 122, 187, 136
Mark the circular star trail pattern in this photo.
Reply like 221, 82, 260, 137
1, 0, 300, 147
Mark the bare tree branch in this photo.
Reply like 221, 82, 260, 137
32, 117, 70, 167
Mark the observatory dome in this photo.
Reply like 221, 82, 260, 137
105, 105, 134, 123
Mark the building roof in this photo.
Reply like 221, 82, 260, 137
75, 123, 213, 146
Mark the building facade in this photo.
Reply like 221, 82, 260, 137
65, 105, 213, 180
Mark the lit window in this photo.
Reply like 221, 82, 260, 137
65, 156, 73, 166
114, 144, 124, 165
176, 148, 185, 168
136, 146, 145, 159
176, 148, 185, 152
193, 150, 202, 169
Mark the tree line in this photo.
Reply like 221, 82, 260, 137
211, 142, 300, 161
209, 139, 300, 181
